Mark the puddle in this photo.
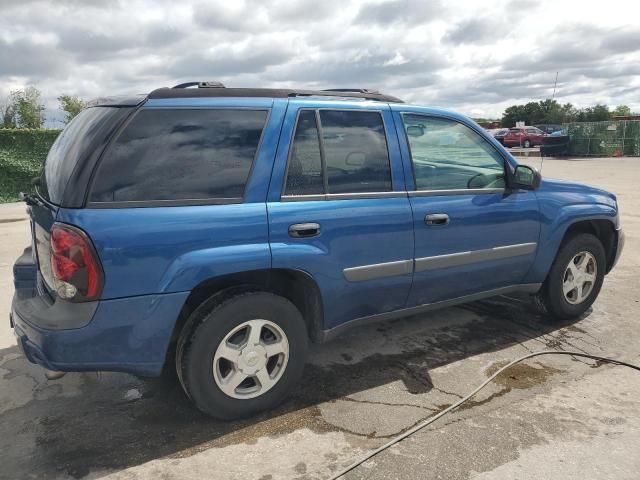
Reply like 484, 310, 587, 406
486, 360, 563, 390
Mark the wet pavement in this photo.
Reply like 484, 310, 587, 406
1, 157, 639, 480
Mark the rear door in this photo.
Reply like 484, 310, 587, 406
395, 111, 540, 307
267, 100, 414, 330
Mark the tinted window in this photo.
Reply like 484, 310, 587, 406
90, 109, 267, 202
319, 110, 391, 194
284, 111, 324, 195
403, 115, 506, 191
40, 107, 126, 204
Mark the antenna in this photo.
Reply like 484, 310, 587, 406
552, 72, 558, 99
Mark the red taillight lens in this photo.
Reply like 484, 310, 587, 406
50, 223, 103, 301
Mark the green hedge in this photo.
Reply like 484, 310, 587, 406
0, 128, 61, 202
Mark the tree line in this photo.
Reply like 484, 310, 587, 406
499, 99, 632, 128
1, 86, 85, 129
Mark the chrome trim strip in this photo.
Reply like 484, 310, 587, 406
281, 191, 406, 202
408, 188, 505, 197
344, 259, 413, 282
415, 242, 537, 272
319, 283, 543, 342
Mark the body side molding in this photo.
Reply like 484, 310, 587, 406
344, 259, 413, 282
415, 242, 537, 272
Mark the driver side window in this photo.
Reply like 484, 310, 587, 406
403, 114, 506, 191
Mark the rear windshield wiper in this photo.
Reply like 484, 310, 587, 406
20, 192, 44, 207
20, 178, 46, 207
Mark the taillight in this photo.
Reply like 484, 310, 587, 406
50, 223, 103, 301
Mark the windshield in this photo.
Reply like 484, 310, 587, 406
39, 107, 124, 204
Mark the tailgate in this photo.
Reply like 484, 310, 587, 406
28, 198, 58, 293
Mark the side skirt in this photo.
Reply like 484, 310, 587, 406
318, 283, 542, 343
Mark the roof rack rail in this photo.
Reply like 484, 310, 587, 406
322, 88, 381, 95
148, 87, 403, 103
172, 81, 226, 89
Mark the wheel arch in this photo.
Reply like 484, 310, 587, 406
167, 268, 325, 362
559, 219, 617, 273
525, 205, 619, 284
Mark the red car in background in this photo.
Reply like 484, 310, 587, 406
503, 126, 545, 147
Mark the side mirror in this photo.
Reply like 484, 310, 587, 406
512, 165, 541, 190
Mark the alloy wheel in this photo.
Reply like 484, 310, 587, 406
213, 319, 289, 399
562, 251, 597, 305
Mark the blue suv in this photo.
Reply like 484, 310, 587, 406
11, 83, 624, 419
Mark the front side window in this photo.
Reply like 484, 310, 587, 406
90, 109, 267, 202
403, 114, 506, 191
283, 109, 392, 196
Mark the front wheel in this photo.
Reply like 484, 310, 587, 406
177, 291, 308, 419
523, 139, 531, 148
536, 233, 606, 320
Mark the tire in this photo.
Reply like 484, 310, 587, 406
177, 291, 308, 419
523, 139, 531, 148
536, 233, 606, 320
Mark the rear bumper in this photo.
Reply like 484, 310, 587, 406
12, 291, 189, 376
11, 247, 189, 376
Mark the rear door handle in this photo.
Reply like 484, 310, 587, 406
425, 214, 449, 226
289, 223, 321, 238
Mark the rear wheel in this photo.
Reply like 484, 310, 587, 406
177, 291, 308, 419
523, 139, 531, 148
536, 233, 606, 320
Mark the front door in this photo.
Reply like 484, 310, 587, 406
395, 111, 541, 307
267, 101, 414, 329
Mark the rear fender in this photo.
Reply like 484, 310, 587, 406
158, 243, 271, 293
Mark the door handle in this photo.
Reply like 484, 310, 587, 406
425, 214, 449, 226
289, 223, 321, 238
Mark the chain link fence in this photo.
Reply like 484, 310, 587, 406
563, 120, 640, 157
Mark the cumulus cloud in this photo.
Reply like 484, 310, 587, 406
0, 0, 638, 124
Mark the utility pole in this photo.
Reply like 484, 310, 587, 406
552, 72, 558, 99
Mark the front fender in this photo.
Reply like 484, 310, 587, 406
524, 202, 617, 283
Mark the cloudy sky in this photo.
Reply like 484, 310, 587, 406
1, 0, 639, 125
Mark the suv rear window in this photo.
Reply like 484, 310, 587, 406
39, 107, 126, 205
90, 109, 267, 203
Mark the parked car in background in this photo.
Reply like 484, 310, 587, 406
503, 126, 545, 148
12, 83, 624, 419
535, 124, 563, 135
493, 128, 509, 145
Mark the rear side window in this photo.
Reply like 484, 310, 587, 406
39, 107, 127, 205
283, 109, 391, 196
90, 109, 267, 203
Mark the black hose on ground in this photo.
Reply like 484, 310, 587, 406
328, 350, 640, 480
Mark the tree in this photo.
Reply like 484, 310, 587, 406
13, 86, 45, 128
0, 95, 17, 128
612, 105, 631, 117
501, 100, 612, 126
576, 104, 611, 122
58, 95, 86, 123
